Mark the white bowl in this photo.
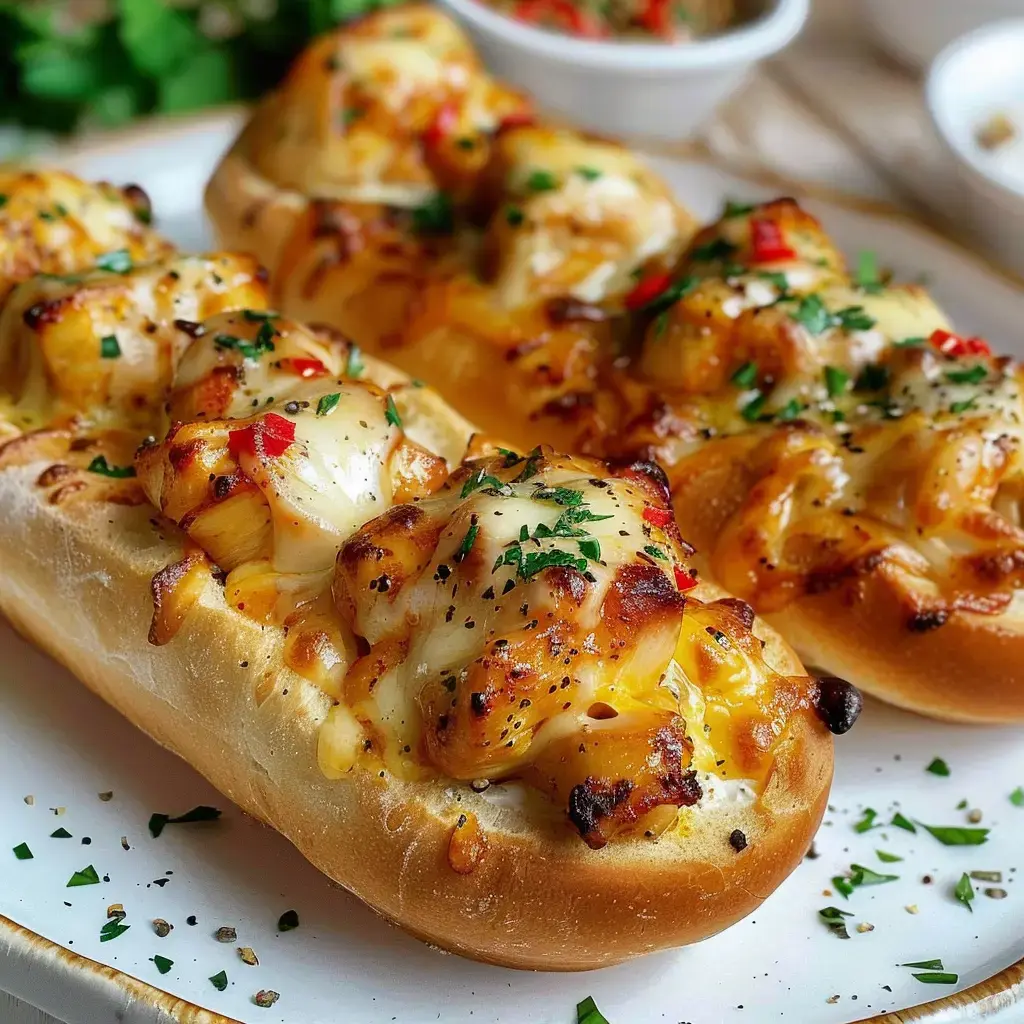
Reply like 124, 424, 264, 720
860, 0, 1023, 72
435, 0, 809, 141
925, 19, 1024, 273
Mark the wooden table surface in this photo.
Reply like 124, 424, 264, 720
1, 1, 1006, 1020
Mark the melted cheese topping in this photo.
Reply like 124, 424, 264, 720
486, 128, 688, 308
0, 254, 267, 431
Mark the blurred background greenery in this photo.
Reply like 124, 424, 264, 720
0, 0, 400, 138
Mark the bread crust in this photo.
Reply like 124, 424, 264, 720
0, 460, 831, 969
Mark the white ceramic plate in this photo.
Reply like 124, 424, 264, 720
1, 112, 1023, 1024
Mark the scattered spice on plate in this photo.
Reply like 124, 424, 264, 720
149, 805, 221, 838
98, 792, 114, 802
238, 946, 260, 966
254, 990, 280, 1008
856, 922, 874, 933
976, 112, 1017, 151
151, 955, 173, 975
107, 904, 126, 920
120, 836, 130, 851
215, 926, 237, 943
187, 915, 198, 926
51, 807, 66, 816
277, 909, 300, 932
985, 887, 1008, 899
12, 842, 33, 861
153, 919, 173, 938
23, 795, 34, 806
905, 905, 920, 914
967, 808, 983, 824
210, 970, 228, 991
971, 870, 1002, 883
826, 995, 840, 1004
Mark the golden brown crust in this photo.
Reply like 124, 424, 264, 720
0, 461, 830, 969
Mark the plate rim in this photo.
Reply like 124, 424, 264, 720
2, 108, 1020, 1024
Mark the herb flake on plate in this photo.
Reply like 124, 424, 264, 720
50, 827, 72, 839
1010, 787, 1024, 807
876, 850, 903, 863
890, 812, 916, 833
577, 996, 610, 1024
151, 955, 174, 975
149, 805, 221, 837
278, 909, 300, 932
954, 872, 975, 912
100, 917, 130, 942
925, 757, 951, 776
12, 842, 33, 861
210, 970, 229, 991
917, 821, 989, 846
67, 864, 99, 887
818, 906, 853, 940
853, 807, 880, 833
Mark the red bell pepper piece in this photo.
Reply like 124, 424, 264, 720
750, 218, 797, 263
278, 357, 328, 378
929, 329, 991, 358
643, 505, 674, 528
625, 272, 672, 310
423, 102, 459, 148
513, 0, 603, 36
638, 0, 673, 38
674, 565, 698, 592
228, 412, 296, 461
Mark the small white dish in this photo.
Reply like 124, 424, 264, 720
434, 0, 808, 141
926, 19, 1024, 275
859, 0, 1022, 72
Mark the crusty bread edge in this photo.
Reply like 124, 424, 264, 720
0, 459, 832, 970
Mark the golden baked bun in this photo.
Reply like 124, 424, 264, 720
0, 168, 852, 970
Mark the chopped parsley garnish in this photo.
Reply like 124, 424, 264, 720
575, 166, 602, 180
643, 544, 667, 560
526, 169, 558, 192
832, 875, 854, 899
346, 344, 364, 378
578, 538, 601, 562
100, 335, 121, 359
950, 397, 977, 415
520, 548, 588, 578
342, 107, 364, 126
0, 195, 7, 208
876, 850, 902, 863
653, 310, 670, 338
944, 365, 988, 385
824, 365, 849, 398
151, 955, 174, 975
213, 331, 275, 361
791, 294, 832, 335
853, 808, 879, 833
918, 821, 989, 846
757, 270, 790, 292
505, 205, 524, 227
67, 865, 100, 887
210, 970, 229, 991
461, 470, 510, 498
50, 827, 72, 838
639, 275, 698, 316
691, 237, 737, 262
835, 305, 876, 331
818, 906, 853, 939
411, 192, 454, 235
100, 917, 130, 942
926, 757, 950, 776
912, 972, 958, 985
533, 486, 583, 507
833, 862, 898, 898
148, 805, 221, 838
87, 456, 136, 479
776, 398, 803, 421
278, 909, 300, 931
385, 394, 402, 428
456, 522, 479, 559
891, 812, 916, 832
316, 393, 341, 417
954, 872, 975, 912
723, 199, 755, 218
855, 363, 889, 392
95, 249, 133, 274
1010, 786, 1024, 807
894, 336, 926, 347
12, 842, 32, 860
854, 250, 883, 294
741, 393, 767, 422
242, 309, 278, 322
576, 995, 610, 1024
731, 361, 758, 389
